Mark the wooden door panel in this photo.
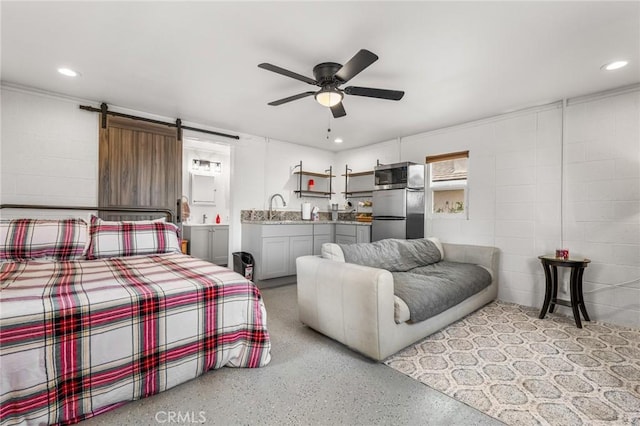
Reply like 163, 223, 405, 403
99, 116, 182, 221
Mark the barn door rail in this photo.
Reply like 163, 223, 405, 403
79, 102, 239, 141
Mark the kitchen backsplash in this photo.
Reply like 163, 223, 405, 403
241, 209, 357, 221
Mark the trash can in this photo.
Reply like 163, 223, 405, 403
232, 252, 254, 281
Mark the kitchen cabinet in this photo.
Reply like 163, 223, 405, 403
242, 223, 314, 280
313, 223, 335, 255
335, 223, 371, 244
293, 161, 335, 199
261, 237, 290, 278
183, 225, 229, 266
357, 225, 371, 243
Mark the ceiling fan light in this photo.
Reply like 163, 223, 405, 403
601, 60, 628, 71
315, 89, 343, 107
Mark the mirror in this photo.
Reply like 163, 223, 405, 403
191, 173, 216, 205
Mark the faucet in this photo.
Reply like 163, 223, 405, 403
269, 193, 287, 220
203, 213, 208, 224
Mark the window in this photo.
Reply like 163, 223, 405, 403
426, 151, 468, 216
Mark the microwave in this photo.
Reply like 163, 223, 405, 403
374, 162, 425, 190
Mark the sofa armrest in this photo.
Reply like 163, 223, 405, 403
296, 255, 395, 360
441, 242, 499, 282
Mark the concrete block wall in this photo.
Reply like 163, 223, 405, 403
0, 87, 98, 207
562, 91, 640, 326
340, 89, 639, 328
2, 83, 638, 327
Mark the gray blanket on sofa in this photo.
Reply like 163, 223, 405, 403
392, 262, 492, 322
339, 238, 442, 272
339, 238, 491, 323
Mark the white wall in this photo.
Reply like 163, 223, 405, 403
0, 87, 99, 207
563, 91, 640, 326
334, 139, 400, 208
2, 84, 638, 328
229, 137, 335, 252
340, 89, 640, 328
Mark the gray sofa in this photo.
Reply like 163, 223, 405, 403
296, 239, 499, 361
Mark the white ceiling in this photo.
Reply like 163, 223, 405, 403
2, 1, 639, 151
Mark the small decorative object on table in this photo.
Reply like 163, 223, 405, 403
538, 255, 591, 328
555, 249, 569, 259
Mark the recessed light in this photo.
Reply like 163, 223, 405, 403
334, 138, 343, 144
58, 67, 79, 77
601, 60, 628, 71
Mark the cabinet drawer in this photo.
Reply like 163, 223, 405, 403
313, 224, 334, 235
262, 224, 313, 238
336, 235, 357, 244
335, 224, 356, 237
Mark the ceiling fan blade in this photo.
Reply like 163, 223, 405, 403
330, 102, 346, 118
344, 86, 404, 101
334, 49, 378, 83
258, 63, 317, 85
268, 91, 316, 106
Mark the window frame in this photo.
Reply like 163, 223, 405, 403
426, 151, 469, 219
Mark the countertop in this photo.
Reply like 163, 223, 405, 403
182, 223, 229, 227
241, 220, 371, 226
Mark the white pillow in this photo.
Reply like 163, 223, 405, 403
427, 237, 444, 259
321, 243, 345, 262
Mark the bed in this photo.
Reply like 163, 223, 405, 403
0, 211, 271, 425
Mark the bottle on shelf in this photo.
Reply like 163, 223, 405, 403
215, 214, 221, 224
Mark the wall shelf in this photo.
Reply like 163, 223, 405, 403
342, 165, 373, 199
293, 161, 334, 199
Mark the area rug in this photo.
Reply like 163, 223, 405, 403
384, 300, 640, 425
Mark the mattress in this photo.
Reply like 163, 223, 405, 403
0, 253, 271, 425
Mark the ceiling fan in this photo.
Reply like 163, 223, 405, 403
258, 49, 404, 118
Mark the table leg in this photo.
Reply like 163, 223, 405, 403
569, 267, 583, 328
549, 265, 558, 313
576, 267, 590, 322
539, 262, 553, 319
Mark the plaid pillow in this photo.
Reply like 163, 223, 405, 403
86, 215, 181, 259
0, 218, 88, 261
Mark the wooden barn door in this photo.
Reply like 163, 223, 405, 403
99, 116, 182, 221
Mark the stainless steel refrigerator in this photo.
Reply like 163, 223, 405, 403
371, 188, 425, 241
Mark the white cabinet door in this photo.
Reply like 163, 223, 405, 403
261, 237, 290, 279
187, 226, 212, 262
211, 227, 229, 266
313, 234, 332, 255
356, 226, 371, 243
313, 223, 334, 255
336, 224, 357, 245
290, 235, 313, 274
335, 235, 357, 244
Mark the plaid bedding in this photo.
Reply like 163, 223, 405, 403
86, 215, 182, 259
0, 253, 271, 425
0, 219, 88, 262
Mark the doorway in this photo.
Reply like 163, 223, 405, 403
182, 137, 231, 225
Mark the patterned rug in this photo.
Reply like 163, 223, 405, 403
384, 300, 640, 425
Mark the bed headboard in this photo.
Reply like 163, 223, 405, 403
0, 204, 175, 223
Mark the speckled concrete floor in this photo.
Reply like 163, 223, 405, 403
82, 284, 502, 426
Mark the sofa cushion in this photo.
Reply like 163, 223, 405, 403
321, 242, 345, 262
393, 261, 492, 322
338, 238, 442, 272
322, 237, 443, 265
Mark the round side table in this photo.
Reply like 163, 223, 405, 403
538, 255, 591, 328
